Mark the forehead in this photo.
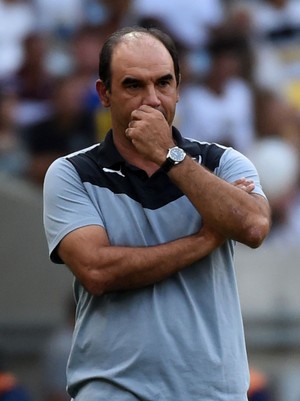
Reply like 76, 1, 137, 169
111, 33, 174, 78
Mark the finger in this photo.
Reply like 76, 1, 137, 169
131, 105, 163, 120
125, 127, 133, 141
232, 178, 245, 186
238, 183, 255, 193
131, 107, 149, 120
137, 105, 155, 113
244, 183, 255, 193
128, 120, 137, 129
232, 178, 246, 186
233, 178, 254, 187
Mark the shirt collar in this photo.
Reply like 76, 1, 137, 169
96, 129, 125, 168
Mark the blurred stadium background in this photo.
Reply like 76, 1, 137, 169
1, 0, 300, 400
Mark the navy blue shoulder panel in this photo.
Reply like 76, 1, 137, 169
66, 145, 182, 209
179, 136, 227, 172
67, 145, 103, 183
66, 139, 227, 209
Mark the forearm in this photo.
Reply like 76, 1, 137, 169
167, 156, 270, 247
62, 226, 223, 295
125, 106, 270, 246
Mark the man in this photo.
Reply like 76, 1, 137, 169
43, 26, 270, 401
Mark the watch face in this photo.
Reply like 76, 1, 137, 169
170, 147, 185, 162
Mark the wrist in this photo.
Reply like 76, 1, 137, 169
160, 146, 186, 173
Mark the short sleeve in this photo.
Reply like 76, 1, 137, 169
43, 157, 105, 263
215, 147, 267, 199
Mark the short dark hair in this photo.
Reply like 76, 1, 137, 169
98, 26, 181, 92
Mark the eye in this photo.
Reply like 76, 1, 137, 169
158, 79, 170, 88
127, 82, 140, 89
157, 74, 174, 89
123, 79, 141, 90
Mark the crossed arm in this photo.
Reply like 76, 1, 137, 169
57, 174, 267, 296
58, 222, 224, 296
57, 107, 271, 295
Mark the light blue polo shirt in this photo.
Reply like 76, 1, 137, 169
43, 128, 266, 401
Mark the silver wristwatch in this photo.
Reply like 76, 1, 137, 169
161, 146, 186, 173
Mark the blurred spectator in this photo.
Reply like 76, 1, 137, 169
71, 26, 101, 80
254, 88, 300, 154
248, 367, 273, 401
81, 0, 107, 27
42, 297, 75, 401
0, 0, 36, 79
70, 25, 103, 110
70, 25, 111, 140
230, 0, 300, 107
253, 87, 300, 248
247, 137, 300, 246
24, 74, 97, 185
99, 0, 135, 35
32, 0, 84, 78
0, 88, 28, 177
244, 0, 300, 41
0, 349, 32, 401
15, 33, 53, 101
132, 0, 225, 51
176, 35, 255, 153
33, 0, 83, 38
251, 85, 300, 246
7, 32, 55, 127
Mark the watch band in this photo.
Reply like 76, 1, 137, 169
161, 157, 176, 173
161, 146, 186, 173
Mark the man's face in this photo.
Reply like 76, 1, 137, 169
103, 33, 179, 135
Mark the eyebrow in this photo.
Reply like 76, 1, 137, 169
122, 77, 141, 86
122, 74, 174, 86
158, 74, 174, 83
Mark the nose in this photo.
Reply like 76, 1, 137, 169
142, 85, 161, 108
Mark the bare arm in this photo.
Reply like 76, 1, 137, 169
126, 106, 271, 247
58, 223, 224, 295
167, 158, 270, 247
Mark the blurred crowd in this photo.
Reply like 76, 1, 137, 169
1, 1, 300, 400
1, 0, 300, 248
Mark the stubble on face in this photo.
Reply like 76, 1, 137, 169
108, 33, 179, 134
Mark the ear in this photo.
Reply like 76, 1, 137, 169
96, 79, 110, 107
176, 87, 180, 103
176, 73, 181, 103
